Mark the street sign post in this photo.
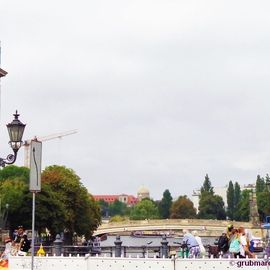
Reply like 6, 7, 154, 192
29, 140, 42, 270
29, 140, 42, 192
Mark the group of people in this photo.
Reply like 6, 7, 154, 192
1, 225, 31, 260
181, 229, 206, 258
218, 224, 255, 258
181, 224, 256, 259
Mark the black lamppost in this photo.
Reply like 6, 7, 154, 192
0, 111, 26, 167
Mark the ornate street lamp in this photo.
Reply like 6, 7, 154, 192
0, 111, 26, 167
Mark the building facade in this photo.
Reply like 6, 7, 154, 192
93, 194, 138, 207
94, 187, 150, 207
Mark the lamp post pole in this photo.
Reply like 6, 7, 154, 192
29, 140, 42, 270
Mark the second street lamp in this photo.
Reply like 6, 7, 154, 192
0, 111, 26, 167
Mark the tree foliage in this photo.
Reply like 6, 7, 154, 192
108, 200, 127, 217
256, 174, 270, 221
170, 195, 196, 219
233, 182, 241, 221
0, 166, 66, 235
235, 189, 250, 222
226, 181, 234, 220
0, 165, 29, 183
200, 174, 214, 196
0, 165, 101, 243
130, 199, 159, 220
226, 181, 242, 221
42, 165, 101, 241
198, 174, 225, 219
158, 189, 173, 219
98, 200, 109, 218
198, 192, 226, 220
256, 175, 265, 193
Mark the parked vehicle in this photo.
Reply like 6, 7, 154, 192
250, 237, 264, 253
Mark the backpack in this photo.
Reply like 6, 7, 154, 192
217, 234, 229, 252
229, 238, 240, 254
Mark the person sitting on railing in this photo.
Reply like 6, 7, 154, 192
182, 229, 200, 258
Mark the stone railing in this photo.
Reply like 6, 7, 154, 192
9, 255, 270, 270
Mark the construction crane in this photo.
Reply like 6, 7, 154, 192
23, 129, 78, 168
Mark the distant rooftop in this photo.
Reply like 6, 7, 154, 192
0, 68, 7, 77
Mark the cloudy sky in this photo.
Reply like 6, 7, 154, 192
1, 0, 270, 199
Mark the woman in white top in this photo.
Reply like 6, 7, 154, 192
238, 227, 255, 258
192, 230, 206, 257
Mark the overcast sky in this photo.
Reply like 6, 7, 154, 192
1, 0, 270, 200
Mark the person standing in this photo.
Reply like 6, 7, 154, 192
182, 229, 200, 258
192, 230, 206, 257
238, 226, 255, 258
13, 226, 25, 252
19, 234, 31, 255
229, 229, 240, 258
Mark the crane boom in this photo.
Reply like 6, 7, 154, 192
23, 129, 78, 167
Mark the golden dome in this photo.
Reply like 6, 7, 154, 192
137, 186, 150, 200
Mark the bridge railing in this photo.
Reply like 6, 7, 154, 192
9, 254, 270, 270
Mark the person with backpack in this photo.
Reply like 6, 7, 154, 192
229, 229, 241, 257
218, 224, 236, 254
217, 232, 229, 254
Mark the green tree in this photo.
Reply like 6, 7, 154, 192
13, 183, 66, 236
234, 182, 241, 220
130, 199, 160, 220
170, 195, 196, 219
198, 194, 226, 220
234, 182, 241, 207
256, 175, 265, 193
0, 165, 101, 242
200, 174, 214, 195
226, 181, 234, 220
236, 190, 250, 221
198, 174, 225, 219
42, 165, 101, 243
158, 189, 173, 219
0, 167, 66, 235
108, 200, 127, 216
0, 165, 29, 183
256, 174, 270, 221
257, 190, 270, 221
265, 174, 270, 189
0, 178, 27, 229
98, 200, 109, 218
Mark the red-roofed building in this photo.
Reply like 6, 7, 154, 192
93, 194, 138, 207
